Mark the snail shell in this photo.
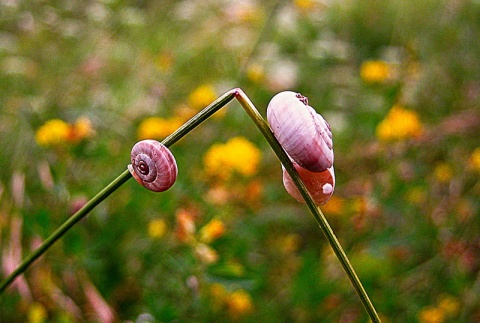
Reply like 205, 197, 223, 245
283, 161, 335, 205
267, 91, 333, 172
128, 140, 178, 192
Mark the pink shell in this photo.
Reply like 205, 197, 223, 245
283, 161, 335, 205
267, 91, 333, 172
128, 140, 178, 192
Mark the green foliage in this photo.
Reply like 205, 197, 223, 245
1, 0, 479, 321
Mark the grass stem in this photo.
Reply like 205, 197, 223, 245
0, 89, 381, 322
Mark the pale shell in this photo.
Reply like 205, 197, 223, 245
282, 161, 335, 205
128, 140, 178, 192
267, 91, 333, 172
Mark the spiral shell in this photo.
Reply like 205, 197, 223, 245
128, 140, 178, 192
283, 161, 335, 205
267, 91, 333, 172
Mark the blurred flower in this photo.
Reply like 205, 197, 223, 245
405, 187, 427, 205
321, 195, 346, 216
35, 117, 95, 147
468, 147, 480, 172
246, 63, 265, 84
35, 119, 70, 146
188, 84, 218, 110
376, 104, 423, 141
281, 233, 301, 253
69, 117, 95, 143
155, 52, 174, 73
226, 289, 254, 319
204, 137, 261, 180
175, 209, 196, 243
438, 294, 460, 317
195, 243, 219, 264
433, 163, 453, 183
148, 218, 167, 239
294, 0, 317, 11
360, 60, 393, 83
199, 218, 225, 243
28, 302, 47, 323
418, 306, 445, 323
208, 283, 228, 312
137, 116, 183, 140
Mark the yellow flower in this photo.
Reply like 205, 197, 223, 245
35, 119, 70, 146
406, 187, 427, 205
438, 294, 460, 317
418, 306, 445, 323
28, 302, 47, 323
376, 104, 423, 141
204, 137, 261, 180
137, 116, 183, 140
246, 64, 265, 84
69, 116, 95, 142
226, 289, 254, 319
294, 0, 316, 11
148, 218, 167, 239
434, 163, 453, 183
199, 218, 226, 243
360, 60, 392, 83
468, 147, 480, 172
188, 84, 218, 110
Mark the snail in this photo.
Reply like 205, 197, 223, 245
267, 91, 335, 205
128, 139, 178, 192
282, 161, 335, 205
267, 91, 333, 172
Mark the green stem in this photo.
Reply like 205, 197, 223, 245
0, 91, 236, 295
0, 89, 381, 322
233, 88, 381, 322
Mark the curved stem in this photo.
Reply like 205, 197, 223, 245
233, 89, 380, 322
0, 89, 381, 322
0, 91, 237, 295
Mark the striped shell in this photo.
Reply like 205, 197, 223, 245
128, 140, 177, 192
267, 91, 333, 172
283, 161, 335, 205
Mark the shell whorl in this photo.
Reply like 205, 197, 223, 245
128, 140, 178, 192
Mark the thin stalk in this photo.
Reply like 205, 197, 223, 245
0, 88, 380, 323
0, 91, 237, 294
0, 169, 132, 294
233, 88, 380, 322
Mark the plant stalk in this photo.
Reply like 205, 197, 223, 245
0, 89, 381, 323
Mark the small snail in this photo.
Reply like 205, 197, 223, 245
282, 161, 335, 205
267, 91, 333, 172
128, 140, 178, 192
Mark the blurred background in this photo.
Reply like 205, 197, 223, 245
1, 0, 479, 321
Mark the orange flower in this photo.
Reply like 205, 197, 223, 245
226, 289, 254, 319
199, 218, 226, 244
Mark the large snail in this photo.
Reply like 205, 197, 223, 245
267, 91, 333, 172
128, 140, 178, 192
267, 91, 335, 205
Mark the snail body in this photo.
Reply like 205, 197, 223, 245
267, 91, 333, 172
128, 140, 177, 192
283, 162, 335, 205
